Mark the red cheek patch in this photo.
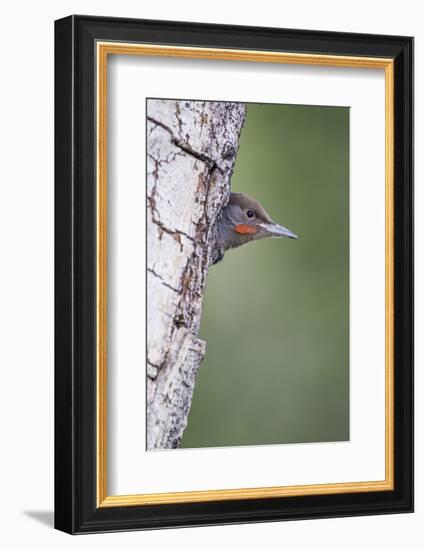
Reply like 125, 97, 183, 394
234, 224, 258, 235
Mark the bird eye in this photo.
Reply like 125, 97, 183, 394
246, 209, 255, 219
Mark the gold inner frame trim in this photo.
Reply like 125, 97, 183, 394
96, 41, 395, 508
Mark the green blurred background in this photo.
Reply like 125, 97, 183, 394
181, 103, 350, 448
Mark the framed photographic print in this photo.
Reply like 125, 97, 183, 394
54, 15, 413, 534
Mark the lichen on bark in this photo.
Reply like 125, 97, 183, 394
147, 99, 246, 449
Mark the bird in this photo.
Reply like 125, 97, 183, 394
211, 192, 297, 264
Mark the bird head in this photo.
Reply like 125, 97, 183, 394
217, 191, 297, 250
212, 192, 297, 264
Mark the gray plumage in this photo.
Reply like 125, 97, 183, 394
211, 192, 297, 264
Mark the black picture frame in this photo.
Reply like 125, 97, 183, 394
55, 14, 413, 534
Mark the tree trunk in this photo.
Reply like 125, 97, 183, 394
147, 99, 246, 449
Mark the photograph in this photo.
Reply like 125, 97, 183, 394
0, 0, 418, 543
53, 15, 413, 533
146, 98, 350, 450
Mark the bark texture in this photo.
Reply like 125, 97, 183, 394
147, 99, 246, 449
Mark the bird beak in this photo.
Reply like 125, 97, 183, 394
261, 222, 298, 239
